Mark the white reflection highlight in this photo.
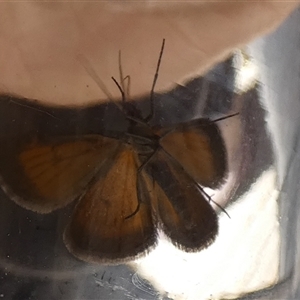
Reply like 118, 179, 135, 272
132, 169, 279, 300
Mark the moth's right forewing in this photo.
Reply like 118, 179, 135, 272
145, 149, 218, 251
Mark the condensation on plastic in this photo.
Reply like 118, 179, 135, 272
0, 7, 299, 300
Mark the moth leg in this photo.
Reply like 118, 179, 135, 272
195, 183, 230, 218
125, 152, 156, 220
125, 174, 141, 220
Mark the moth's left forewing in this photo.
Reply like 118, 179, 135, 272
159, 119, 227, 189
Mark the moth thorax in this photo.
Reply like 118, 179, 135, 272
131, 135, 157, 163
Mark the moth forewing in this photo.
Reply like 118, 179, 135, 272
145, 149, 218, 251
64, 145, 156, 264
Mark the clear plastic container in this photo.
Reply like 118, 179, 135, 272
0, 4, 299, 300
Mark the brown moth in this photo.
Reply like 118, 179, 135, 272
0, 40, 229, 264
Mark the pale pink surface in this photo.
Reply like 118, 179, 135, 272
0, 2, 298, 105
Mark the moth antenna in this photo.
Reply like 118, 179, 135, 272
212, 112, 239, 123
145, 38, 166, 123
77, 54, 123, 112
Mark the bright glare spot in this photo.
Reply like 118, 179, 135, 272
132, 168, 279, 300
235, 52, 259, 93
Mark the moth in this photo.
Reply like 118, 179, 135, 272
0, 39, 229, 264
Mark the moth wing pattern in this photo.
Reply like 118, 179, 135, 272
64, 145, 156, 263
0, 135, 120, 213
